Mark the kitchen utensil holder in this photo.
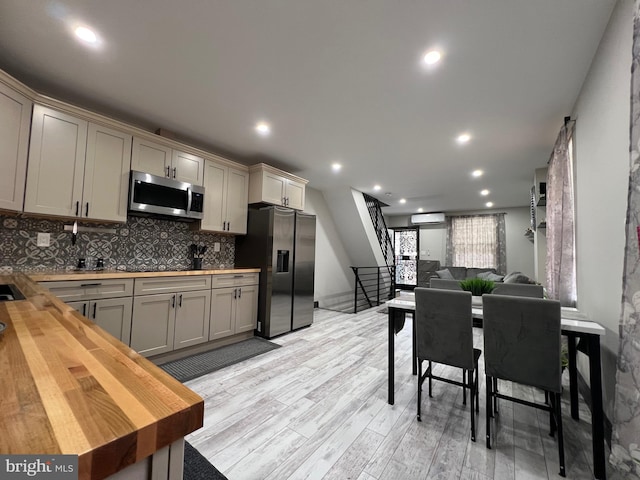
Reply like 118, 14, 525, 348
192, 258, 203, 270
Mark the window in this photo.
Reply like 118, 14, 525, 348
446, 214, 506, 271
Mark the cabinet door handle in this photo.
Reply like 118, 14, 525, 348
81, 303, 86, 316
75, 201, 80, 216
92, 302, 97, 319
173, 167, 177, 178
85, 202, 89, 217
172, 294, 176, 308
238, 288, 242, 299
227, 221, 230, 231
179, 294, 183, 307
166, 165, 171, 177
234, 288, 237, 299
80, 283, 102, 287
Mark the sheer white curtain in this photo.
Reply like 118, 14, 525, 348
445, 214, 506, 272
546, 124, 577, 307
611, 0, 640, 474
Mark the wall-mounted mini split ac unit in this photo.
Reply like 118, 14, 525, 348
411, 212, 446, 224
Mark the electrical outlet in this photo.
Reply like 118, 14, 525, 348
214, 242, 221, 252
37, 232, 50, 247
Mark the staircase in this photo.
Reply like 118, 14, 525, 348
351, 194, 395, 312
363, 193, 394, 270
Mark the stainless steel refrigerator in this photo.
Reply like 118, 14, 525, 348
235, 206, 316, 338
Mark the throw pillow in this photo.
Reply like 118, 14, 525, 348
476, 271, 492, 280
503, 272, 533, 284
485, 272, 505, 282
436, 268, 455, 280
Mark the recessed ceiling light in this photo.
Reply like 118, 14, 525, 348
480, 189, 490, 196
486, 201, 494, 208
422, 50, 442, 66
255, 122, 271, 136
74, 26, 98, 44
417, 208, 424, 213
373, 184, 381, 191
472, 169, 483, 178
399, 198, 407, 204
332, 163, 342, 172
457, 133, 472, 144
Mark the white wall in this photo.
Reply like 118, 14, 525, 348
385, 207, 534, 277
303, 187, 354, 310
571, 0, 632, 420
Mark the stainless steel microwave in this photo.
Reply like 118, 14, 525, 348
128, 171, 205, 221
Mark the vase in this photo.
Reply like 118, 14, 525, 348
471, 295, 483, 307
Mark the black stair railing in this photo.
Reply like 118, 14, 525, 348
363, 193, 394, 272
351, 265, 396, 313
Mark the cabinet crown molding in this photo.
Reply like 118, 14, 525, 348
249, 163, 308, 184
0, 68, 248, 172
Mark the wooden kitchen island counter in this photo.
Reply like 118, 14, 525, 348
0, 273, 204, 480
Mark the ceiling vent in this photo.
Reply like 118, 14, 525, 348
411, 212, 445, 224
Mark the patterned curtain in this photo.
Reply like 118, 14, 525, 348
611, 2, 640, 475
445, 214, 506, 273
546, 123, 577, 307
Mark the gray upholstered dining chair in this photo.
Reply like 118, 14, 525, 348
429, 278, 462, 290
482, 294, 565, 477
414, 287, 481, 441
492, 282, 543, 298
485, 283, 543, 409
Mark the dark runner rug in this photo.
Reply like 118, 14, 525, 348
184, 441, 227, 480
159, 337, 281, 383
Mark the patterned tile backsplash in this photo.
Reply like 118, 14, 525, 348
0, 214, 235, 273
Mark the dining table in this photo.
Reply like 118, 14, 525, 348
385, 295, 607, 480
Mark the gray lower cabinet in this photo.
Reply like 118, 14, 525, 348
174, 289, 211, 349
130, 293, 176, 357
235, 284, 258, 333
210, 283, 258, 340
131, 276, 213, 356
68, 298, 133, 344
42, 279, 134, 345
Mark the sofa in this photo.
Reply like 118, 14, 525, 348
434, 266, 499, 281
417, 260, 499, 287
417, 260, 535, 288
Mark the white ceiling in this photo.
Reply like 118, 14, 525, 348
0, 0, 616, 215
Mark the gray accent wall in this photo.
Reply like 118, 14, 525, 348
571, 0, 632, 421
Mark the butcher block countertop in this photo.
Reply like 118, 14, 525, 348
0, 273, 204, 480
30, 267, 260, 282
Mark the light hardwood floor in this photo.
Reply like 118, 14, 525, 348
185, 307, 611, 480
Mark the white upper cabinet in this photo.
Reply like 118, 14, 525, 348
84, 123, 133, 222
226, 167, 249, 234
131, 137, 204, 185
0, 82, 31, 212
248, 163, 307, 211
131, 137, 171, 177
201, 158, 248, 234
172, 150, 205, 185
25, 106, 88, 217
24, 105, 132, 222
